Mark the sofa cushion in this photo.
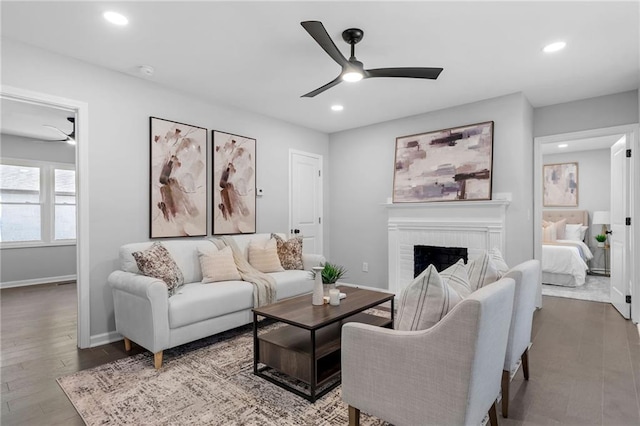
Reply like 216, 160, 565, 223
168, 281, 254, 329
120, 240, 217, 283
268, 270, 314, 300
198, 246, 241, 283
272, 234, 304, 270
132, 242, 184, 297
248, 238, 284, 273
395, 265, 462, 331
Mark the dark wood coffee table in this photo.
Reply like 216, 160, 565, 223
252, 286, 394, 402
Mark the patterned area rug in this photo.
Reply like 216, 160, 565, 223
57, 319, 388, 425
542, 274, 610, 303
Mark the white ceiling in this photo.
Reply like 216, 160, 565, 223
541, 134, 623, 155
1, 98, 75, 141
1, 1, 638, 134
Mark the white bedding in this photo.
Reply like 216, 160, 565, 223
541, 241, 592, 287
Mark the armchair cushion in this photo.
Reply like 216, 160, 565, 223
466, 251, 500, 291
132, 242, 184, 296
440, 259, 473, 298
395, 265, 462, 331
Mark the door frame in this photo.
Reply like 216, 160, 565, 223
1, 85, 91, 347
533, 124, 639, 323
288, 149, 323, 253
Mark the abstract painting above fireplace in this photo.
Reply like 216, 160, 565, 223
392, 121, 494, 203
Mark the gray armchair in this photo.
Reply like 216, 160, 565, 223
342, 277, 516, 426
500, 259, 541, 417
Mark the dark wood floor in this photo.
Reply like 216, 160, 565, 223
1, 283, 639, 425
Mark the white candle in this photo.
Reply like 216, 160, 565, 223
329, 289, 340, 306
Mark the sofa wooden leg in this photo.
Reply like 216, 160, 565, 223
501, 369, 510, 418
123, 337, 132, 352
489, 400, 499, 426
348, 405, 360, 426
522, 347, 530, 380
154, 351, 163, 369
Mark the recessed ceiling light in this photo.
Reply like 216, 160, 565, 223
331, 105, 344, 111
543, 41, 566, 53
103, 11, 128, 26
558, 143, 568, 148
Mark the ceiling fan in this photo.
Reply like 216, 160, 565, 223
43, 117, 76, 145
300, 21, 443, 98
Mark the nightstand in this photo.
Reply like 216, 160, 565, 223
589, 245, 610, 277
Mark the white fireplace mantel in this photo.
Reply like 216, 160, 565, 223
387, 200, 510, 296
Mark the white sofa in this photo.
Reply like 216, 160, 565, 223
108, 233, 324, 368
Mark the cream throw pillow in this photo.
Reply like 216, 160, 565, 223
248, 238, 285, 273
542, 222, 557, 243
553, 219, 567, 240
489, 247, 510, 277
198, 246, 241, 283
395, 265, 462, 331
440, 259, 473, 298
466, 251, 501, 291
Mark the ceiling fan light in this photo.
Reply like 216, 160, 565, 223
342, 71, 363, 82
103, 11, 128, 26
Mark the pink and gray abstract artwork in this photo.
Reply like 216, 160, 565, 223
150, 117, 207, 237
212, 131, 256, 235
393, 121, 494, 203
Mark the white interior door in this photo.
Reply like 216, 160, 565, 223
289, 150, 322, 254
610, 135, 630, 319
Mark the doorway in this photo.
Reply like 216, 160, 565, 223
534, 124, 639, 323
288, 150, 323, 254
1, 85, 90, 347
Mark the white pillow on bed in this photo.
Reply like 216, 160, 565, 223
565, 223, 589, 241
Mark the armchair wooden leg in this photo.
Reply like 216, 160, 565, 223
154, 351, 163, 369
489, 401, 499, 426
348, 405, 360, 426
522, 347, 530, 380
501, 370, 510, 418
123, 337, 132, 352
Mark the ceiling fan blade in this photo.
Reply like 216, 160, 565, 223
366, 67, 444, 80
301, 75, 343, 98
301, 21, 348, 67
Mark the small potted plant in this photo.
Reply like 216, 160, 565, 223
595, 234, 607, 247
310, 262, 347, 295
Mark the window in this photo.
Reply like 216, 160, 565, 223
0, 160, 76, 246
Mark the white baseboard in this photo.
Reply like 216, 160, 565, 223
1, 274, 76, 289
337, 281, 394, 294
90, 330, 122, 348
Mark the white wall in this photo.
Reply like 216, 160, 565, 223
543, 148, 611, 269
534, 90, 638, 137
328, 92, 534, 289
1, 39, 329, 338
0, 134, 77, 285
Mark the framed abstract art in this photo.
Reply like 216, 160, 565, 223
212, 130, 256, 235
393, 121, 494, 202
149, 117, 207, 238
543, 162, 578, 207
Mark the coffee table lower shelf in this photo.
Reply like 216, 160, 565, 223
254, 312, 391, 402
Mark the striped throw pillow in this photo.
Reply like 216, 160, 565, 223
395, 265, 462, 331
440, 259, 472, 298
248, 238, 285, 273
466, 251, 501, 291
198, 246, 241, 283
489, 247, 510, 277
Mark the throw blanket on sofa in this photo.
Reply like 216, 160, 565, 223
210, 236, 277, 307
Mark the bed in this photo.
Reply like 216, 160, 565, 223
542, 210, 594, 287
